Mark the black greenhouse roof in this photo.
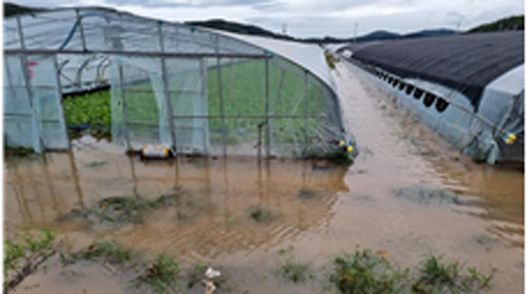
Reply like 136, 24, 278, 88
348, 31, 524, 109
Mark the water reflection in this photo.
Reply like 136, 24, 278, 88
4, 148, 348, 259
429, 159, 524, 246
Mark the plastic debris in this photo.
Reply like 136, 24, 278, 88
201, 267, 221, 294
205, 267, 221, 279
140, 144, 173, 159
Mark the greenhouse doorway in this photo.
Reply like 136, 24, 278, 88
110, 57, 210, 155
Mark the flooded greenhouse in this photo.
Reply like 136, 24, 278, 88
4, 7, 351, 158
3, 3, 525, 294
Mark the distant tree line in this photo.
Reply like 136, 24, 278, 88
3, 2, 524, 44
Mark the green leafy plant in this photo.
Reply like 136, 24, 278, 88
412, 255, 494, 293
330, 250, 494, 294
135, 254, 180, 294
63, 91, 111, 138
4, 230, 56, 290
4, 230, 55, 275
80, 240, 132, 264
331, 250, 410, 293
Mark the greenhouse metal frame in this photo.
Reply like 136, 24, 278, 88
4, 7, 347, 158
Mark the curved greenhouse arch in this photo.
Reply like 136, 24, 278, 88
4, 7, 348, 158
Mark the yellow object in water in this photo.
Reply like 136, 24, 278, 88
505, 133, 517, 145
338, 140, 346, 147
141, 144, 172, 159
347, 146, 354, 153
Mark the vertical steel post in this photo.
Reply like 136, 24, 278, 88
158, 21, 178, 152
52, 55, 71, 150
303, 70, 309, 155
75, 9, 87, 52
118, 64, 131, 150
199, 59, 210, 154
264, 58, 271, 158
215, 35, 227, 156
16, 16, 43, 152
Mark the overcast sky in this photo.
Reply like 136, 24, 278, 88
9, 0, 524, 37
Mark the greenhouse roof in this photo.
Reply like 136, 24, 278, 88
4, 6, 336, 93
346, 31, 524, 108
215, 31, 337, 91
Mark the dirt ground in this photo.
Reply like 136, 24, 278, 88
4, 61, 523, 293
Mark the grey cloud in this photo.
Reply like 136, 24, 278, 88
101, 0, 282, 9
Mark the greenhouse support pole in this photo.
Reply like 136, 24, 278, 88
264, 58, 271, 158
16, 16, 42, 152
52, 55, 72, 150
303, 70, 308, 156
118, 64, 131, 150
199, 59, 210, 154
75, 9, 87, 52
158, 22, 178, 152
215, 35, 227, 156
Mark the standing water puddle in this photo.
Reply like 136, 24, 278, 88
4, 63, 523, 293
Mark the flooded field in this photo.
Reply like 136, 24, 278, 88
4, 63, 523, 293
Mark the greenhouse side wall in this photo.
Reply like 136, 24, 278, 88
4, 54, 70, 152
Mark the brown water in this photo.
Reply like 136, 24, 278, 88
4, 62, 523, 293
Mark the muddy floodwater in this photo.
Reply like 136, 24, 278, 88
4, 63, 523, 293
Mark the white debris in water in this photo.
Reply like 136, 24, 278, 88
204, 267, 221, 279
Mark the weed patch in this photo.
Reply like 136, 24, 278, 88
330, 250, 493, 294
135, 254, 180, 294
413, 255, 493, 293
278, 260, 313, 283
331, 250, 411, 293
4, 230, 56, 291
59, 193, 183, 228
72, 240, 132, 265
247, 206, 276, 224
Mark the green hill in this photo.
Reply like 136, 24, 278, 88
4, 2, 44, 17
468, 15, 524, 33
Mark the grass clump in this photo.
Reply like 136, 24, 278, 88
4, 230, 55, 276
278, 260, 313, 283
80, 240, 132, 264
60, 193, 182, 228
330, 250, 493, 294
331, 250, 410, 293
4, 230, 56, 291
60, 240, 132, 266
95, 196, 151, 225
135, 254, 180, 294
247, 206, 276, 224
413, 255, 493, 293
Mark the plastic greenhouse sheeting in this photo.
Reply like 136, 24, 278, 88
4, 7, 348, 157
348, 31, 524, 110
